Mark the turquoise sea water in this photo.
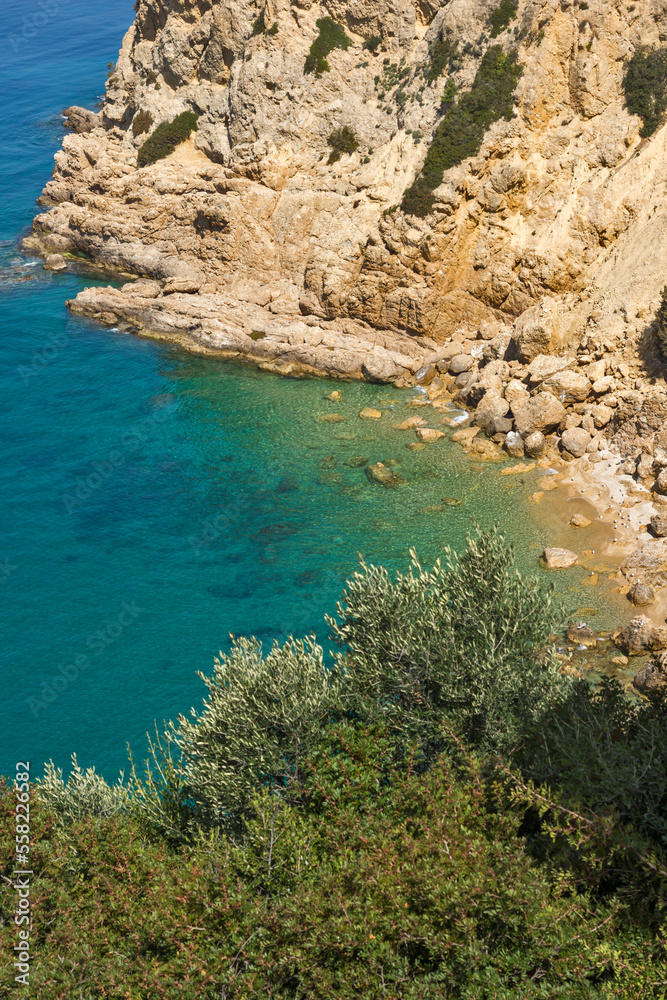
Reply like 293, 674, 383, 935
0, 1, 615, 780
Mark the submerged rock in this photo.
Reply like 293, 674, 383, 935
569, 514, 591, 528
542, 547, 578, 568
343, 455, 369, 467
365, 462, 405, 487
567, 622, 596, 647
359, 407, 382, 420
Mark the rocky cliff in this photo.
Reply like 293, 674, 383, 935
24, 0, 667, 470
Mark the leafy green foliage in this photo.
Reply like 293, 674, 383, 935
327, 125, 358, 164
402, 46, 522, 217
363, 35, 382, 53
137, 111, 199, 167
428, 33, 459, 82
489, 0, 518, 38
5, 730, 667, 997
38, 754, 129, 821
132, 108, 153, 136
329, 529, 565, 757
252, 8, 278, 36
623, 47, 667, 136
656, 285, 667, 356
167, 635, 342, 833
304, 17, 352, 76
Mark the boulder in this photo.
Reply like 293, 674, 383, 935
633, 651, 667, 693
473, 395, 510, 430
326, 390, 342, 401
543, 547, 578, 568
524, 431, 546, 458
570, 514, 591, 527
395, 415, 427, 429
362, 357, 399, 383
614, 615, 667, 656
449, 354, 474, 375
526, 354, 574, 386
359, 407, 382, 420
567, 622, 596, 647
416, 428, 444, 442
561, 427, 592, 458
621, 538, 667, 589
514, 392, 566, 436
628, 582, 656, 607
511, 297, 567, 363
542, 370, 592, 404
650, 514, 667, 537
44, 253, 66, 271
593, 404, 613, 428
505, 379, 530, 414
62, 105, 101, 133
487, 415, 513, 438
592, 376, 615, 395
656, 469, 667, 495
504, 431, 525, 458
365, 462, 405, 487
163, 277, 201, 294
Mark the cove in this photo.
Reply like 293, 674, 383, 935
0, 0, 617, 781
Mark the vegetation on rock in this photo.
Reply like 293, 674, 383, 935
327, 126, 359, 164
428, 32, 459, 82
131, 109, 153, 136
137, 112, 199, 167
402, 46, 523, 217
7, 530, 667, 994
304, 17, 352, 76
252, 8, 278, 36
623, 47, 667, 137
362, 35, 382, 54
655, 285, 667, 356
489, 0, 518, 37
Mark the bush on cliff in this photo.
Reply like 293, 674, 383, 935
402, 46, 522, 217
3, 726, 667, 996
304, 17, 352, 76
137, 111, 199, 167
327, 125, 358, 163
623, 47, 667, 137
656, 285, 667, 356
5, 530, 667, 992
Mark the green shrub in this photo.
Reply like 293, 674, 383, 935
623, 47, 667, 137
38, 755, 129, 822
304, 17, 352, 76
402, 46, 522, 217
252, 7, 266, 34
137, 111, 199, 167
489, 0, 518, 37
166, 635, 342, 833
252, 7, 278, 35
656, 285, 667, 356
362, 35, 382, 53
131, 109, 153, 136
327, 125, 358, 163
6, 729, 667, 997
329, 528, 564, 757
428, 33, 459, 82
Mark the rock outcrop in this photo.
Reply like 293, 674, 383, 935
26, 0, 667, 389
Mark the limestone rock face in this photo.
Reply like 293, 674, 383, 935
27, 0, 667, 381
621, 538, 667, 591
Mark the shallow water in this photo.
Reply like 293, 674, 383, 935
0, 0, 623, 780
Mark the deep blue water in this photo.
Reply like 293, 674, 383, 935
0, 1, 610, 780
